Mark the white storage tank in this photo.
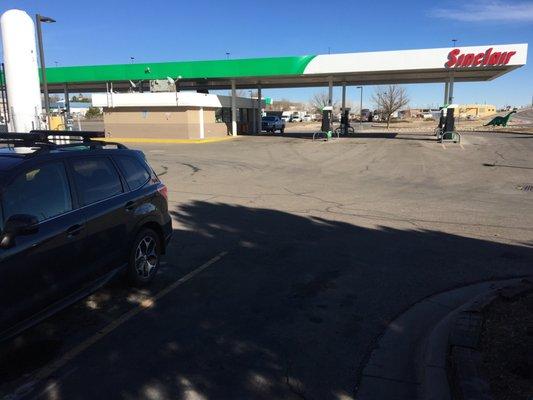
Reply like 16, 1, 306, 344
0, 9, 43, 132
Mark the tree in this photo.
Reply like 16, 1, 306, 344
49, 95, 60, 104
371, 85, 409, 128
309, 91, 337, 113
85, 106, 102, 119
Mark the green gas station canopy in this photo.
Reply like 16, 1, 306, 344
45, 56, 315, 85
5, 43, 525, 93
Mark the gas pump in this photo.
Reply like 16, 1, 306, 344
321, 106, 332, 133
341, 108, 350, 135
314, 106, 335, 141
437, 105, 460, 143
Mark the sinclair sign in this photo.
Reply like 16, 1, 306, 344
445, 48, 517, 68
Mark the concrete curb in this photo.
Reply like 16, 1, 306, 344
355, 278, 530, 400
448, 278, 533, 400
98, 136, 236, 144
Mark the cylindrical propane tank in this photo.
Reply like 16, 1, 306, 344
1, 9, 43, 132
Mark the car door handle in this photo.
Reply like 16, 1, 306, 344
66, 224, 84, 237
125, 201, 136, 212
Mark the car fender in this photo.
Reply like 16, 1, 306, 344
129, 214, 167, 252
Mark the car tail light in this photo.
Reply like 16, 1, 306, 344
158, 184, 168, 201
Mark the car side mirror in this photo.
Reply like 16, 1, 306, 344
1, 214, 39, 248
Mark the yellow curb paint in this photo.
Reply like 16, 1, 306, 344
97, 136, 236, 144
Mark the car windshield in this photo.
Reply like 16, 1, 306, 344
263, 117, 276, 121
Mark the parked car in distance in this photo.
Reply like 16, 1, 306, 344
288, 112, 300, 122
0, 131, 172, 342
281, 111, 292, 123
261, 116, 285, 133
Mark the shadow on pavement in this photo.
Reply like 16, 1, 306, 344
1, 202, 532, 400
243, 131, 401, 140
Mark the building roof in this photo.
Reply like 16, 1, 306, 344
30, 43, 528, 93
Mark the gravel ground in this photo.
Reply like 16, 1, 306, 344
481, 291, 533, 400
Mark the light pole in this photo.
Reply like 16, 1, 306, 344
226, 52, 230, 60
357, 86, 363, 126
130, 56, 135, 64
452, 39, 457, 47
36, 14, 56, 120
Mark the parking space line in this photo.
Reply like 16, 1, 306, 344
460, 143, 465, 150
441, 143, 447, 150
14, 251, 228, 399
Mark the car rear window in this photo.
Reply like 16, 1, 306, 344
114, 155, 150, 191
71, 157, 123, 206
263, 117, 275, 121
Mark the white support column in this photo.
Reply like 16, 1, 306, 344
444, 82, 449, 106
199, 107, 205, 139
231, 79, 237, 136
341, 82, 346, 113
257, 85, 262, 134
328, 77, 333, 106
251, 102, 256, 134
448, 76, 454, 104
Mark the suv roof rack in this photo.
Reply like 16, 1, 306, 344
0, 131, 128, 152
30, 129, 105, 139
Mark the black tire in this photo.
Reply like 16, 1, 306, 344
280, 126, 285, 134
127, 228, 161, 286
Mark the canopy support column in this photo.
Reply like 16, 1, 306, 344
64, 84, 70, 114
199, 107, 205, 139
341, 82, 346, 113
251, 102, 256, 134
448, 76, 454, 104
256, 85, 262, 134
231, 79, 237, 136
443, 82, 449, 106
328, 77, 333, 106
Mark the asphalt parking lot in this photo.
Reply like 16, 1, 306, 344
1, 130, 532, 400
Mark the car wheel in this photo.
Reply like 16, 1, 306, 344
128, 228, 161, 286
280, 127, 285, 134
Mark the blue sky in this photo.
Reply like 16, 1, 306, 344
1, 0, 532, 108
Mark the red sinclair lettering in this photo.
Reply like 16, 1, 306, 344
473, 53, 484, 66
446, 48, 516, 68
445, 49, 461, 67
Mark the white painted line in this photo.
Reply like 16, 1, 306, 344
441, 143, 447, 150
459, 143, 465, 150
10, 251, 228, 399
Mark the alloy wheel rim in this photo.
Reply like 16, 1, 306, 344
135, 236, 158, 278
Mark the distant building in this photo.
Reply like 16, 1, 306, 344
455, 104, 496, 119
50, 101, 91, 116
400, 108, 440, 119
